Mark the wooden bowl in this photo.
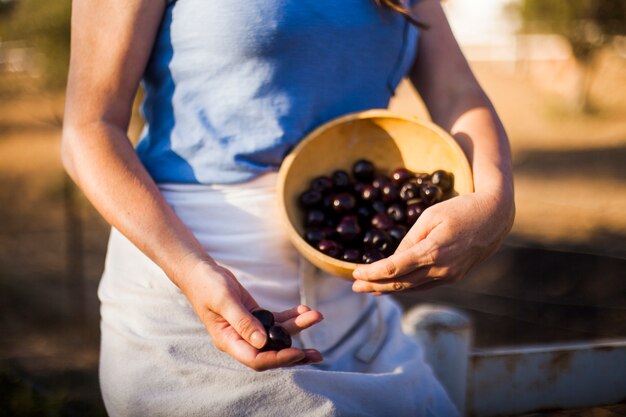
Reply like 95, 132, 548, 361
276, 109, 473, 280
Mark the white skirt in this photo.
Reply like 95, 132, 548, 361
98, 173, 459, 417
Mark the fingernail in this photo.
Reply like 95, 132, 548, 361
251, 331, 266, 350
352, 281, 366, 292
353, 269, 362, 279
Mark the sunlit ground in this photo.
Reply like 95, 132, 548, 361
1, 50, 625, 414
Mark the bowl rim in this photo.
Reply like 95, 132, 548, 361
276, 109, 474, 275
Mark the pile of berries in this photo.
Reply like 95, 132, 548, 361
252, 309, 292, 351
298, 159, 454, 264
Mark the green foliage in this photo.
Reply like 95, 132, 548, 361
0, 0, 71, 89
516, 0, 626, 62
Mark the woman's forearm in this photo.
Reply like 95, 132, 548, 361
409, 0, 514, 211
61, 121, 214, 289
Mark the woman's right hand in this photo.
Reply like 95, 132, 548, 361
180, 260, 324, 371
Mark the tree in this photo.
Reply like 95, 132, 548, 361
515, 0, 626, 112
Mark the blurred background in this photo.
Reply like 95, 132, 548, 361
0, 0, 625, 415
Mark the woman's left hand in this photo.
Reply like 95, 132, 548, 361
351, 190, 514, 294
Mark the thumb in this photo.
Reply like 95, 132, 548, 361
221, 301, 267, 350
395, 210, 441, 253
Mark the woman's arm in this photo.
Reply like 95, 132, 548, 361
352, 0, 515, 292
63, 0, 322, 370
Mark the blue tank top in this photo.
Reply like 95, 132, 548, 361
137, 0, 420, 184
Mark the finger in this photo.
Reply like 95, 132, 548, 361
227, 338, 308, 371
273, 305, 311, 322
291, 349, 324, 366
352, 267, 438, 294
279, 310, 324, 335
395, 209, 440, 253
220, 300, 268, 350
352, 239, 436, 282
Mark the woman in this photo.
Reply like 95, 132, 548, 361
62, 0, 514, 415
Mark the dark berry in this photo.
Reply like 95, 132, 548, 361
420, 184, 443, 205
352, 159, 375, 182
332, 170, 352, 190
371, 213, 394, 230
381, 183, 400, 203
310, 176, 334, 194
431, 170, 454, 193
261, 325, 292, 351
332, 192, 356, 214
356, 205, 375, 226
306, 209, 326, 227
406, 202, 427, 225
321, 226, 339, 241
336, 215, 361, 242
372, 174, 391, 190
342, 248, 362, 263
400, 182, 421, 201
388, 224, 408, 243
386, 203, 407, 223
252, 309, 275, 329
317, 240, 344, 258
361, 185, 380, 202
391, 167, 414, 186
362, 248, 385, 264
299, 190, 322, 209
305, 228, 325, 245
370, 200, 387, 214
363, 229, 392, 253
353, 182, 367, 196
414, 173, 431, 185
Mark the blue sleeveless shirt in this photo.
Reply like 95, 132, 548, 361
137, 0, 420, 184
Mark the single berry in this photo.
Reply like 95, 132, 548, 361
299, 190, 322, 209
391, 167, 414, 186
310, 176, 334, 194
332, 170, 352, 190
352, 159, 375, 182
305, 228, 325, 245
361, 185, 381, 202
372, 174, 391, 190
371, 213, 394, 230
420, 184, 443, 205
388, 224, 408, 243
332, 192, 356, 214
362, 248, 386, 264
431, 170, 453, 193
381, 183, 399, 203
342, 248, 362, 263
317, 239, 344, 258
370, 200, 387, 214
336, 215, 361, 242
305, 209, 326, 227
252, 309, 275, 329
400, 182, 421, 201
414, 173, 431, 185
386, 203, 407, 223
363, 229, 392, 253
406, 202, 427, 225
261, 325, 292, 351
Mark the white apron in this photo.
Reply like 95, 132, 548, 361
98, 173, 459, 417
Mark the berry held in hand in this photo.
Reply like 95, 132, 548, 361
252, 309, 292, 351
298, 159, 454, 264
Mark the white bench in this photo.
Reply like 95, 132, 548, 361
404, 304, 626, 416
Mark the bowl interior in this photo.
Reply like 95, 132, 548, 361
278, 110, 473, 279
